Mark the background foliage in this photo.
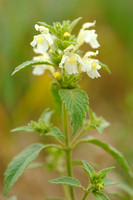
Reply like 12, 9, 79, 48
0, 0, 133, 199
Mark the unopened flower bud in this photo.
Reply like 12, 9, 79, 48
63, 32, 70, 38
57, 55, 61, 59
49, 49, 53, 53
53, 72, 62, 80
98, 183, 104, 190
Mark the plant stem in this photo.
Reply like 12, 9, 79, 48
63, 103, 75, 200
82, 192, 88, 200
71, 128, 86, 147
82, 189, 90, 200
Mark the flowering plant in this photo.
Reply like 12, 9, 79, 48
4, 18, 133, 200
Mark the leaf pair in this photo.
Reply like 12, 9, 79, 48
82, 161, 115, 192
50, 161, 115, 200
84, 108, 110, 134
12, 108, 64, 139
50, 177, 111, 200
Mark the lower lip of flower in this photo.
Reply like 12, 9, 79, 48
68, 56, 76, 65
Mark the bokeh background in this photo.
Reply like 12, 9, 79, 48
0, 0, 133, 199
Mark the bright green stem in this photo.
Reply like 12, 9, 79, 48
63, 103, 75, 200
82, 192, 88, 200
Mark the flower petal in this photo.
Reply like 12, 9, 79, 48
84, 50, 99, 59
64, 62, 78, 74
45, 33, 53, 45
32, 65, 46, 76
87, 69, 101, 79
35, 24, 49, 34
82, 20, 96, 30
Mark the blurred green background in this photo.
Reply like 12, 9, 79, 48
0, 0, 133, 199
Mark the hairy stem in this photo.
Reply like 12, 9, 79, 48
63, 103, 75, 200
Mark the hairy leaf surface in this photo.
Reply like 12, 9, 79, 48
4, 143, 47, 195
59, 89, 89, 134
88, 108, 110, 134
102, 178, 117, 186
50, 177, 82, 187
97, 167, 114, 180
12, 60, 52, 75
46, 127, 65, 139
39, 108, 54, 124
11, 126, 34, 133
82, 160, 95, 179
80, 137, 131, 174
93, 192, 110, 200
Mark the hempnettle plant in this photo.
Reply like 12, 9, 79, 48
3, 18, 133, 200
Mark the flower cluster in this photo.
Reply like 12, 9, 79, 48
30, 19, 103, 87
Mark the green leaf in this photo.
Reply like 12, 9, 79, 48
59, 89, 89, 134
70, 17, 82, 32
11, 125, 34, 133
39, 108, 54, 124
99, 62, 111, 74
82, 160, 95, 179
28, 162, 45, 169
50, 177, 82, 188
118, 183, 133, 196
51, 83, 62, 114
11, 108, 54, 134
88, 108, 110, 134
8, 197, 17, 200
97, 167, 114, 180
80, 137, 131, 174
109, 192, 129, 200
46, 127, 65, 139
102, 178, 117, 186
4, 143, 46, 195
38, 22, 58, 37
93, 192, 110, 200
12, 60, 52, 75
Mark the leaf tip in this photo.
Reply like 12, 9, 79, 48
11, 71, 15, 76
3, 187, 8, 196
